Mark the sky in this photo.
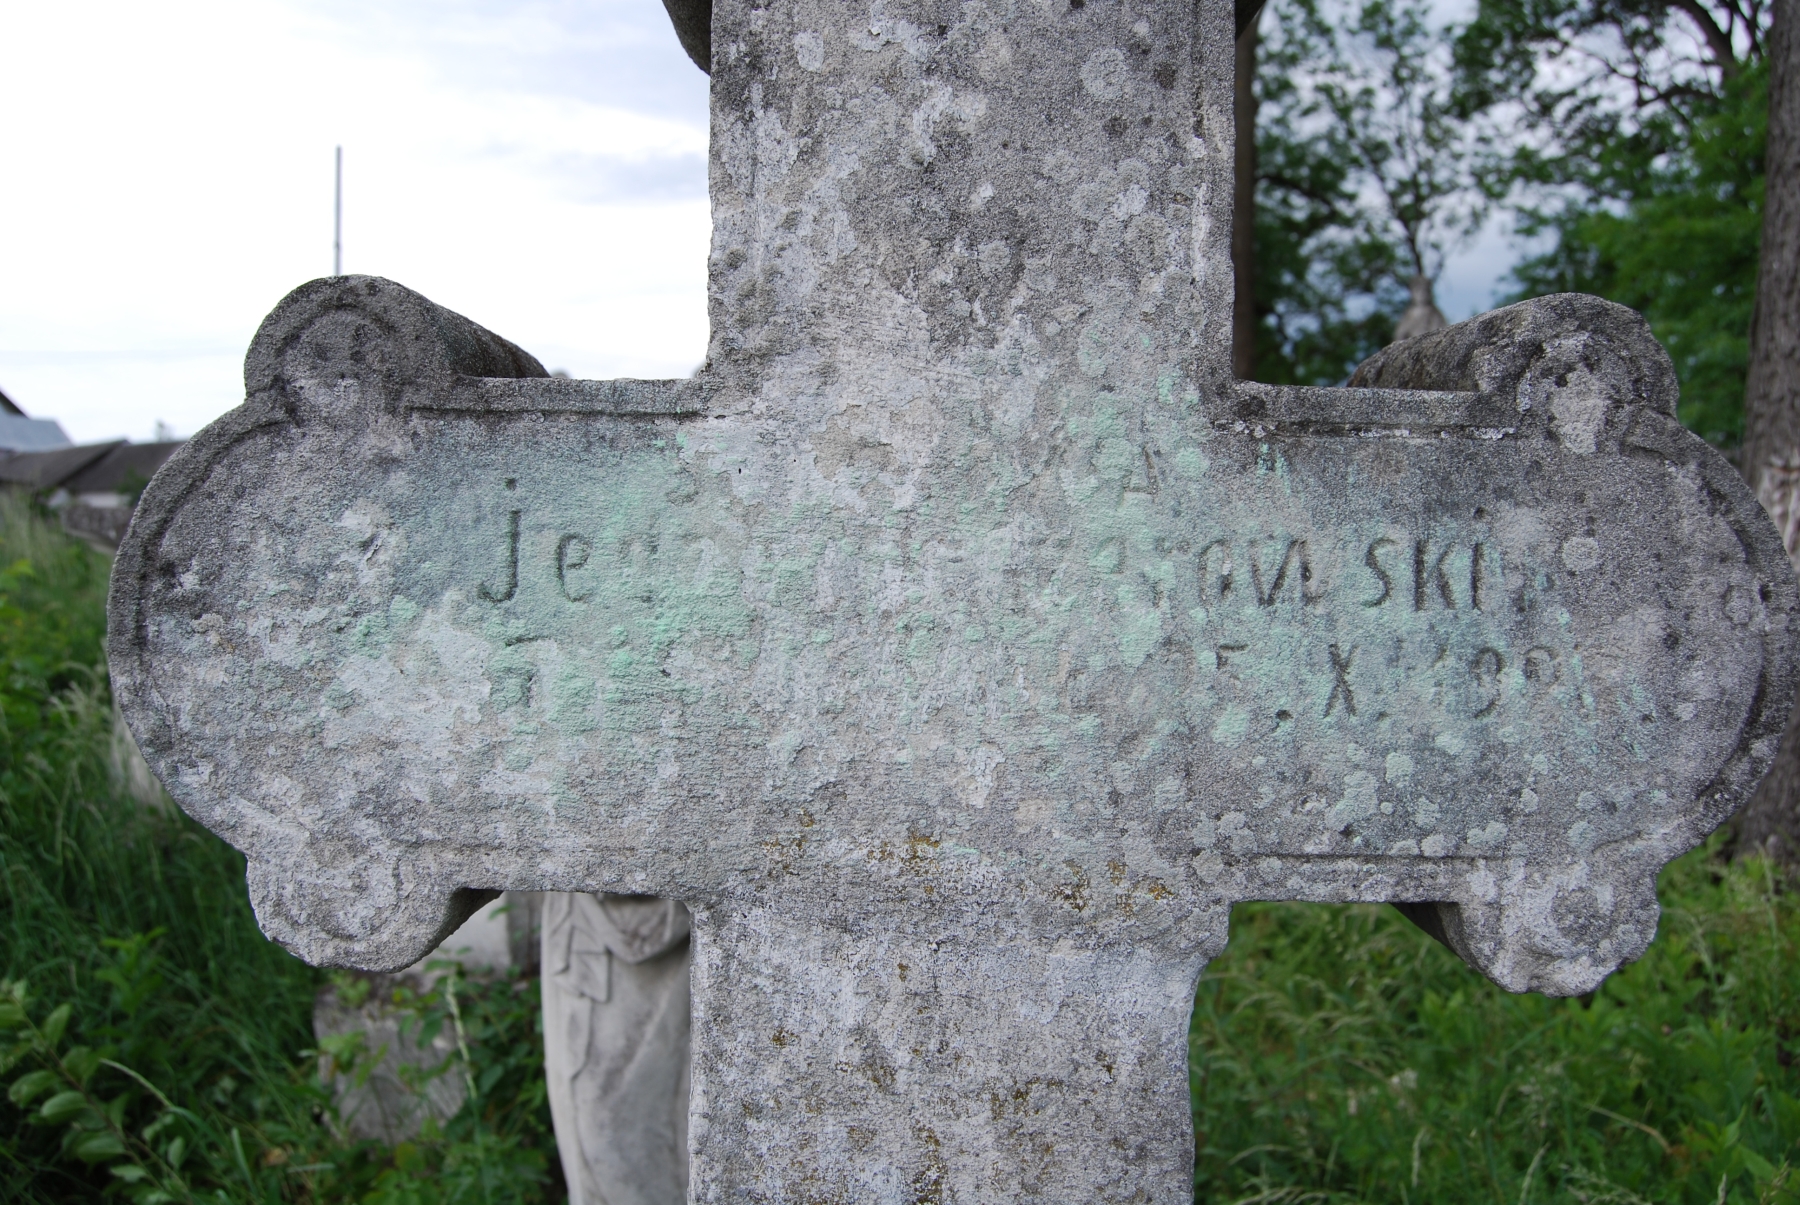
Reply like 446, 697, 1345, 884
0, 0, 712, 443
0, 0, 1513, 445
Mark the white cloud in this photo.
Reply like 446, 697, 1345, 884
0, 0, 711, 442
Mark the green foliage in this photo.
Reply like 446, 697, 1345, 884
0, 500, 560, 1203
1250, 0, 1771, 437
1251, 0, 1489, 385
1191, 840, 1800, 1202
1454, 0, 1771, 447
0, 495, 110, 772
1, 958, 560, 1203
346, 963, 559, 1205
1452, 0, 1766, 195
1506, 63, 1767, 446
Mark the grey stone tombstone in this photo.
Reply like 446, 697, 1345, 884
108, 0, 1797, 1199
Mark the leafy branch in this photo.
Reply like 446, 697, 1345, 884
1, 979, 198, 1203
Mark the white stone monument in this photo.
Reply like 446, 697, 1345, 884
541, 892, 691, 1205
109, 0, 1798, 1198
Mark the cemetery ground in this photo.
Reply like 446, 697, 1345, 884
0, 497, 1793, 1203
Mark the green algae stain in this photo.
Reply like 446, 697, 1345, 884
1113, 583, 1164, 668
352, 613, 389, 652
1089, 403, 1126, 441
550, 666, 598, 733
1211, 705, 1250, 747
1093, 439, 1138, 487
1088, 538, 1124, 575
1173, 447, 1209, 478
1077, 326, 1112, 378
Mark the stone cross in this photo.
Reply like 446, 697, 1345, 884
110, 0, 1797, 1199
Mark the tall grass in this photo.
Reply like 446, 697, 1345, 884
0, 497, 326, 1200
1192, 850, 1800, 1202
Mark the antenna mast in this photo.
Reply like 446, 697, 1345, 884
333, 146, 343, 277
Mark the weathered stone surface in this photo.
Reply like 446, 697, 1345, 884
109, 0, 1797, 1199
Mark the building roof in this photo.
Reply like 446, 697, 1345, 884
0, 387, 76, 452
0, 413, 73, 454
0, 440, 185, 494
63, 442, 183, 493
0, 442, 125, 490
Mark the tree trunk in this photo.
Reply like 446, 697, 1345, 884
1736, 0, 1800, 861
1232, 13, 1259, 381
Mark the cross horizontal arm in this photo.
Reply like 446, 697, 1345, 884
111, 276, 1794, 990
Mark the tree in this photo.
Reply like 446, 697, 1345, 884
1456, 0, 1773, 444
1234, 11, 1261, 380
1735, 0, 1800, 859
1249, 0, 1487, 384
1501, 66, 1766, 443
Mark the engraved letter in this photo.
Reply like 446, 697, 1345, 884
1325, 644, 1356, 717
1198, 539, 1234, 604
557, 534, 594, 602
1252, 539, 1314, 607
1471, 647, 1505, 718
1413, 539, 1455, 610
1470, 542, 1485, 610
479, 510, 521, 603
1363, 537, 1397, 607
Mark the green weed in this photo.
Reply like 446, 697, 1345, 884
1191, 848, 1800, 1202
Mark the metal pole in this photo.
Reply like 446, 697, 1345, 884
334, 146, 343, 277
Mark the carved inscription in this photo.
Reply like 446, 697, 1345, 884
1363, 537, 1398, 607
1325, 644, 1355, 717
468, 502, 1547, 731
477, 510, 520, 603
1193, 533, 1512, 722
1200, 536, 1485, 611
478, 480, 522, 604
557, 534, 593, 602
1470, 647, 1505, 718
1250, 539, 1316, 607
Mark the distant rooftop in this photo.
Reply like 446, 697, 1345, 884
67, 442, 184, 493
0, 385, 74, 454
0, 441, 183, 494
0, 442, 123, 491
